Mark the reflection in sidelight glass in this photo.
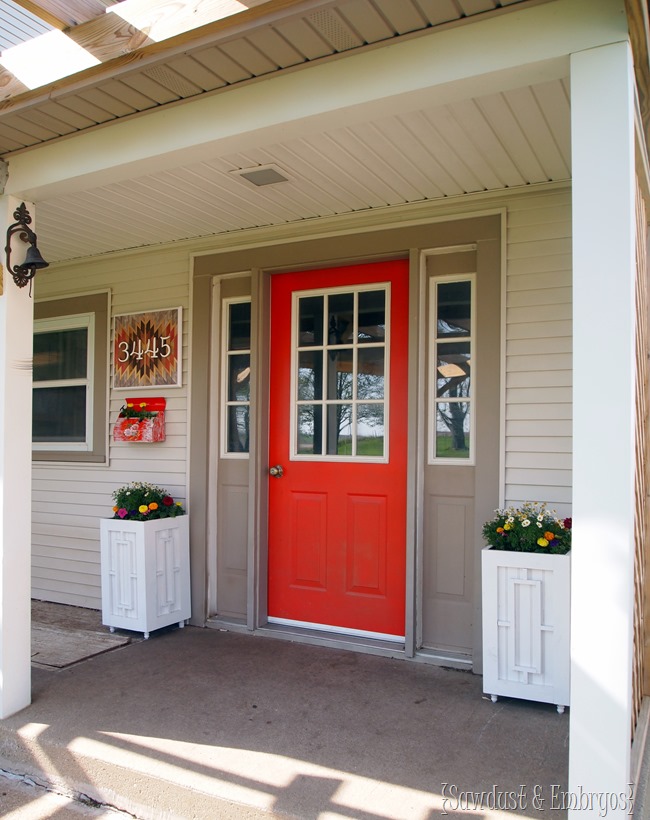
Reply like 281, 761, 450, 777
436, 342, 470, 398
431, 276, 473, 461
435, 403, 470, 458
228, 354, 251, 402
436, 280, 471, 337
224, 299, 251, 454
227, 405, 249, 453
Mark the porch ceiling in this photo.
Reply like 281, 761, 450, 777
35, 76, 570, 263
0, 0, 570, 264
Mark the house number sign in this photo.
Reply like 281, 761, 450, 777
113, 307, 182, 388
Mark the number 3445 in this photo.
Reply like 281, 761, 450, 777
117, 336, 172, 362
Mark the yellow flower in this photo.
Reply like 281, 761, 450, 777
504, 523, 512, 531
148, 502, 158, 510
537, 537, 549, 547
139, 402, 147, 408
127, 403, 133, 408
138, 504, 148, 513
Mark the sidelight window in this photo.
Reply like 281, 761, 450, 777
222, 298, 251, 456
429, 276, 474, 463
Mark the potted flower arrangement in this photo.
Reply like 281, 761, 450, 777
482, 502, 571, 555
100, 481, 191, 638
111, 480, 186, 520
481, 502, 571, 713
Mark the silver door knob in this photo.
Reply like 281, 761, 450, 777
269, 465, 284, 477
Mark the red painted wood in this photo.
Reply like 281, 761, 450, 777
268, 260, 408, 636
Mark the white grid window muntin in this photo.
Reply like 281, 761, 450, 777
291, 283, 390, 463
221, 297, 251, 458
428, 274, 475, 465
33, 312, 94, 451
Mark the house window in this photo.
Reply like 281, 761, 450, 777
429, 276, 475, 463
33, 292, 109, 463
222, 298, 251, 456
33, 314, 94, 449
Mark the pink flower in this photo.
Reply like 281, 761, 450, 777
118, 508, 128, 518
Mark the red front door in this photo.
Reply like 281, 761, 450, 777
268, 260, 408, 638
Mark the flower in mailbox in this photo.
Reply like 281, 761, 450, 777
113, 397, 166, 443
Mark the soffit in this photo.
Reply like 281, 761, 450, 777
35, 74, 570, 263
0, 0, 542, 156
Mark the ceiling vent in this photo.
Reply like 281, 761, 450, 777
232, 164, 289, 187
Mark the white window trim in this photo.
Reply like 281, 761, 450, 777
428, 273, 476, 466
220, 296, 251, 459
290, 282, 390, 464
33, 312, 95, 452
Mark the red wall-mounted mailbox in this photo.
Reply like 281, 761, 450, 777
113, 397, 166, 443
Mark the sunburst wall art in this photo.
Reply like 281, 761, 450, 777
113, 308, 182, 388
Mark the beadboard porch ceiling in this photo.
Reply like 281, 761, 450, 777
0, 0, 571, 264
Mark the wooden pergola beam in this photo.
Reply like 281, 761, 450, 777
9, 1, 115, 30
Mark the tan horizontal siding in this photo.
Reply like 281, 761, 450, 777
32, 243, 191, 609
504, 188, 572, 516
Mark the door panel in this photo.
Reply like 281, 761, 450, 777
268, 260, 408, 637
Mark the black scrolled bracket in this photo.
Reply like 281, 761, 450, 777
4, 202, 49, 294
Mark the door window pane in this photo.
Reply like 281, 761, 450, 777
327, 348, 353, 400
298, 351, 323, 401
358, 290, 385, 342
294, 285, 389, 460
297, 405, 322, 454
358, 404, 384, 457
328, 292, 354, 346
299, 296, 324, 346
358, 347, 384, 399
326, 404, 353, 455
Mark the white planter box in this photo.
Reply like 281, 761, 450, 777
100, 516, 191, 639
481, 547, 570, 712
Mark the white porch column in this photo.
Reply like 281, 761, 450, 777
0, 195, 35, 718
570, 41, 636, 808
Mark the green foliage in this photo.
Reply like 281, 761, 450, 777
482, 502, 571, 555
111, 481, 186, 521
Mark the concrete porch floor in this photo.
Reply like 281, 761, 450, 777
0, 603, 570, 819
